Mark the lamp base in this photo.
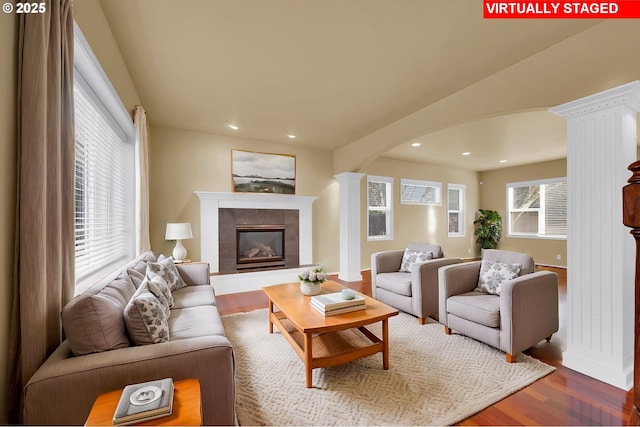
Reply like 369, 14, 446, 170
172, 240, 187, 261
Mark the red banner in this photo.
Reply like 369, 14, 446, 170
484, 1, 640, 18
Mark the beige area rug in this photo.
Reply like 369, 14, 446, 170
221, 309, 555, 426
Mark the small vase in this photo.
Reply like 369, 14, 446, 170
300, 280, 322, 296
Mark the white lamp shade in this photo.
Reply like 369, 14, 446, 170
165, 223, 193, 240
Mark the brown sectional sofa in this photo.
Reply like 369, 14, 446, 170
23, 251, 235, 426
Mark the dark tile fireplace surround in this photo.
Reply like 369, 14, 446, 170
218, 208, 299, 273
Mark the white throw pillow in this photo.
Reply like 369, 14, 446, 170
476, 259, 521, 295
399, 249, 433, 273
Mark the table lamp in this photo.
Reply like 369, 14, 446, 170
165, 222, 193, 261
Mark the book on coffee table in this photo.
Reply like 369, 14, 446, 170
310, 301, 366, 316
112, 378, 174, 425
310, 292, 365, 310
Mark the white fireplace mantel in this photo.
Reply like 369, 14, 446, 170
194, 191, 318, 274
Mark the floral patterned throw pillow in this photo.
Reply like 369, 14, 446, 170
146, 276, 174, 317
124, 283, 170, 345
476, 259, 522, 295
399, 249, 433, 273
147, 258, 187, 292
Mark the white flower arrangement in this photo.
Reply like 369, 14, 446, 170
298, 266, 328, 285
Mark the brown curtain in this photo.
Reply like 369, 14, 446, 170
7, 0, 74, 422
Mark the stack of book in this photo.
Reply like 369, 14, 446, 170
112, 377, 174, 425
310, 292, 366, 316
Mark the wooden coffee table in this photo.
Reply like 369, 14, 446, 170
263, 280, 399, 388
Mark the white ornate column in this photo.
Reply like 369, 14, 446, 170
335, 172, 365, 282
550, 81, 640, 390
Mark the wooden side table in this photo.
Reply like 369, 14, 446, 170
85, 378, 202, 426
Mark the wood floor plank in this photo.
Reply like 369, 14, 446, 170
214, 267, 633, 425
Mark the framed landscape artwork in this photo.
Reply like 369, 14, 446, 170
231, 149, 296, 194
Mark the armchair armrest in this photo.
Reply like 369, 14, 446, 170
500, 270, 559, 355
411, 257, 463, 318
371, 250, 404, 275
438, 261, 481, 324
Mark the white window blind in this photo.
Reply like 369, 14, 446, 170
367, 175, 393, 240
74, 23, 135, 291
507, 178, 567, 239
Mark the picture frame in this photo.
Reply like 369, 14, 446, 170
231, 149, 296, 194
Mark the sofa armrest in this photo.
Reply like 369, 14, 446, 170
24, 335, 235, 426
438, 261, 482, 324
411, 257, 463, 318
500, 270, 559, 355
176, 262, 210, 286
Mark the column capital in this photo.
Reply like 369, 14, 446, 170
550, 80, 640, 119
334, 172, 366, 182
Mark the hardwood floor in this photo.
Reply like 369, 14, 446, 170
215, 267, 634, 426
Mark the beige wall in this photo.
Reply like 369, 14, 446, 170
360, 157, 480, 269
149, 127, 340, 272
0, 12, 17, 425
479, 158, 567, 267
73, 0, 141, 110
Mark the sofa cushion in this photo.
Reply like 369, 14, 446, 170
62, 271, 136, 356
476, 259, 521, 295
147, 258, 187, 292
447, 291, 501, 328
399, 249, 433, 273
129, 251, 158, 276
168, 305, 225, 340
127, 268, 146, 289
124, 280, 170, 345
375, 272, 412, 297
172, 285, 216, 309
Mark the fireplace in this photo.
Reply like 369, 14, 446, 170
236, 225, 285, 270
217, 207, 300, 273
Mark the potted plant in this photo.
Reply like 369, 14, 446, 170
474, 209, 503, 250
298, 266, 329, 296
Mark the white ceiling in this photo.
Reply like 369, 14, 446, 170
96, 1, 640, 171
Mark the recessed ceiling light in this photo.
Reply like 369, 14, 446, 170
411, 142, 421, 147
228, 124, 239, 130
462, 152, 471, 156
287, 134, 296, 139
499, 159, 508, 163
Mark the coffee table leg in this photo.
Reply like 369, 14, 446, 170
382, 318, 390, 370
268, 300, 273, 334
304, 332, 313, 388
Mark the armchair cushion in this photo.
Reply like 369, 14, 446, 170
447, 291, 500, 328
376, 272, 412, 297
399, 249, 433, 272
476, 259, 521, 295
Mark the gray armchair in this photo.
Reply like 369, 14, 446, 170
371, 243, 462, 324
438, 249, 559, 362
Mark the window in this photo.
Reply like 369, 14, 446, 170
74, 23, 135, 292
447, 184, 465, 237
507, 178, 567, 239
400, 179, 442, 205
367, 175, 393, 240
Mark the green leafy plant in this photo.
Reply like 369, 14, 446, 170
473, 209, 503, 250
